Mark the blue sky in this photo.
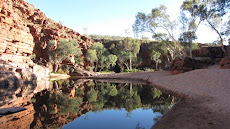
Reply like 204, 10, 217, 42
25, 0, 221, 43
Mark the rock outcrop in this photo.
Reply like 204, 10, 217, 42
170, 57, 214, 75
169, 46, 230, 74
192, 47, 224, 59
220, 56, 230, 69
0, 0, 94, 70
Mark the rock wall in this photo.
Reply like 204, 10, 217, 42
169, 57, 213, 75
170, 46, 230, 74
0, 0, 94, 67
0, 0, 34, 64
220, 56, 230, 69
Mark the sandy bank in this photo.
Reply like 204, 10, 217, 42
49, 73, 70, 80
96, 69, 230, 129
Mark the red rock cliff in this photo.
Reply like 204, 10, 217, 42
0, 0, 93, 67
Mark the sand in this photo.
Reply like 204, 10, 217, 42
96, 68, 230, 129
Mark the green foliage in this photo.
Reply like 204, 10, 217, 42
57, 79, 71, 87
150, 51, 162, 70
55, 65, 71, 74
100, 70, 115, 74
36, 80, 176, 118
75, 56, 82, 65
86, 42, 117, 72
75, 88, 82, 96
86, 49, 98, 64
149, 41, 179, 67
192, 42, 200, 50
151, 88, 162, 99
105, 55, 117, 68
110, 37, 141, 71
48, 39, 82, 72
86, 89, 98, 102
48, 39, 82, 63
133, 5, 186, 61
108, 85, 118, 96
181, 0, 229, 53
143, 68, 155, 71
48, 92, 82, 115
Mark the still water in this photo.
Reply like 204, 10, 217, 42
1, 79, 176, 129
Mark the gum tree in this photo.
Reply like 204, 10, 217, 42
150, 51, 162, 70
48, 39, 82, 72
182, 0, 230, 54
86, 42, 117, 72
180, 0, 203, 57
133, 5, 187, 60
110, 37, 141, 71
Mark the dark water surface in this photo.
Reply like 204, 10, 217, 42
1, 78, 176, 129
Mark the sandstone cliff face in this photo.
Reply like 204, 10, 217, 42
0, 0, 96, 106
0, 0, 94, 66
0, 0, 34, 64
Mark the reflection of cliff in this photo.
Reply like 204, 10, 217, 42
30, 79, 92, 128
0, 103, 34, 129
0, 79, 176, 129
0, 76, 51, 129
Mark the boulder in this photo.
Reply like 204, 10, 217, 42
220, 56, 230, 69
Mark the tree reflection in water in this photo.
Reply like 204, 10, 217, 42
30, 79, 176, 128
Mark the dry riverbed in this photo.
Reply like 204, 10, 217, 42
95, 69, 230, 129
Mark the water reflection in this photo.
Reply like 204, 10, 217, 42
30, 79, 176, 129
0, 79, 176, 129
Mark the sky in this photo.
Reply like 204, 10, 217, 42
24, 0, 226, 43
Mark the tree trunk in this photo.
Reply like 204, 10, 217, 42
129, 56, 132, 71
156, 62, 158, 70
189, 41, 193, 58
54, 63, 59, 73
207, 20, 227, 55
54, 81, 59, 89
95, 62, 98, 72
130, 83, 132, 92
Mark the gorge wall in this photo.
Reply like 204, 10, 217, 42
0, 0, 94, 108
0, 0, 94, 66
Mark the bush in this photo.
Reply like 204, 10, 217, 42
56, 65, 70, 74
144, 68, 155, 71
100, 70, 115, 74
75, 88, 82, 96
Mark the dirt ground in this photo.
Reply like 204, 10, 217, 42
96, 68, 230, 129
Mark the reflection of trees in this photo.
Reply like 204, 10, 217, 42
135, 121, 145, 129
47, 92, 82, 115
86, 89, 98, 103
30, 79, 176, 128
151, 88, 162, 99
85, 81, 175, 113
31, 86, 83, 128
85, 82, 142, 112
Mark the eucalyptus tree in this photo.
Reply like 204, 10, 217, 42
180, 0, 203, 57
133, 5, 187, 60
149, 40, 180, 68
150, 51, 162, 70
48, 39, 82, 72
110, 37, 141, 71
182, 0, 230, 54
86, 42, 117, 72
